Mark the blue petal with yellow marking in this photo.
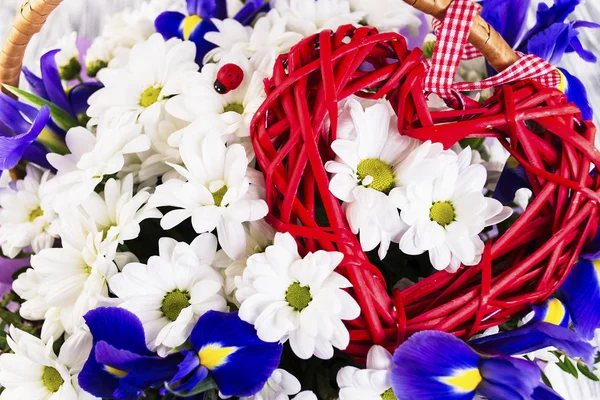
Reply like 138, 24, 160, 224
532, 384, 566, 400
391, 331, 481, 400
189, 311, 283, 397
477, 355, 541, 400
470, 322, 595, 365
79, 307, 183, 399
529, 298, 570, 327
558, 67, 593, 120
559, 259, 600, 340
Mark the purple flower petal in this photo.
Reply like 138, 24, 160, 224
40, 49, 74, 116
0, 105, 51, 170
558, 259, 600, 340
482, 0, 531, 48
478, 355, 541, 400
470, 322, 595, 366
391, 331, 481, 400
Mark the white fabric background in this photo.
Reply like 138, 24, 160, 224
0, 0, 599, 398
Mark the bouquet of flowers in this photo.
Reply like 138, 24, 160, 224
0, 0, 599, 399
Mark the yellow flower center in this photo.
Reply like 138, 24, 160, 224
430, 201, 455, 227
285, 282, 312, 311
161, 289, 191, 321
29, 208, 44, 222
42, 366, 64, 393
223, 103, 244, 114
356, 158, 395, 193
211, 185, 228, 207
381, 388, 398, 400
140, 86, 162, 107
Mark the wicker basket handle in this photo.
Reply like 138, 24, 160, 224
403, 0, 520, 72
0, 0, 518, 88
0, 0, 62, 88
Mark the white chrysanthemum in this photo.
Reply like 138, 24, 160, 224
87, 33, 198, 130
204, 10, 303, 69
236, 232, 360, 360
392, 147, 512, 272
80, 174, 161, 244
238, 368, 302, 400
325, 99, 455, 259
166, 54, 266, 141
45, 126, 150, 212
137, 111, 189, 183
149, 133, 268, 260
0, 164, 58, 258
214, 221, 275, 303
337, 345, 394, 400
85, 37, 113, 78
11, 269, 65, 343
272, 0, 364, 37
0, 327, 95, 400
348, 0, 422, 33
22, 200, 138, 336
54, 32, 81, 81
108, 235, 227, 356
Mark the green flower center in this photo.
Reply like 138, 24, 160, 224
211, 185, 228, 207
86, 60, 108, 78
59, 57, 82, 81
29, 208, 44, 222
42, 366, 64, 393
78, 113, 91, 127
140, 86, 162, 107
161, 289, 191, 321
430, 201, 455, 227
285, 282, 312, 311
223, 103, 244, 114
356, 158, 395, 193
423, 40, 436, 59
381, 388, 398, 400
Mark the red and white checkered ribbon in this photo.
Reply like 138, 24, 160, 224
424, 0, 561, 103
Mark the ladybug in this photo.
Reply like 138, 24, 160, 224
214, 63, 244, 94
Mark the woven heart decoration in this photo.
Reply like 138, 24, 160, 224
249, 24, 600, 358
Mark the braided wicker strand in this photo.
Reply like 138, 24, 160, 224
0, 0, 63, 88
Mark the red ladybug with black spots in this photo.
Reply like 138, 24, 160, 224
213, 63, 244, 94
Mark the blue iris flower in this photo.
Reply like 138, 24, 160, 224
167, 310, 282, 397
22, 49, 102, 134
78, 307, 184, 399
391, 308, 594, 400
481, 0, 598, 120
557, 258, 600, 341
155, 0, 268, 65
0, 94, 53, 170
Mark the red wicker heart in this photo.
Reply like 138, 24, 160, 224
250, 25, 600, 358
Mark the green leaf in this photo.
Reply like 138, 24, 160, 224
541, 371, 553, 389
4, 85, 78, 132
556, 357, 579, 378
577, 361, 600, 382
164, 377, 217, 397
459, 137, 486, 151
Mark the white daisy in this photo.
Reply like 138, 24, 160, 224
79, 174, 161, 245
392, 147, 512, 272
214, 220, 275, 303
24, 204, 136, 337
204, 10, 303, 69
0, 164, 58, 258
11, 269, 65, 343
325, 99, 454, 258
166, 53, 266, 141
239, 368, 301, 400
149, 133, 268, 260
272, 0, 364, 37
85, 37, 113, 78
87, 33, 198, 130
337, 345, 394, 400
137, 110, 189, 183
54, 32, 82, 81
236, 232, 360, 360
108, 235, 227, 356
348, 0, 423, 33
0, 326, 95, 400
44, 125, 150, 212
